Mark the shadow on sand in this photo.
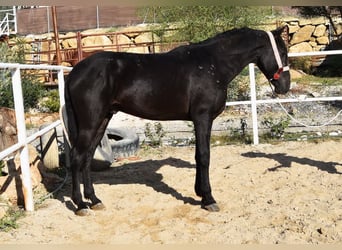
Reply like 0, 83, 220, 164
53, 157, 201, 212
241, 151, 341, 174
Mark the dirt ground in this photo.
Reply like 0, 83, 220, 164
0, 139, 341, 244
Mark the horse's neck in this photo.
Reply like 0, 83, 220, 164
212, 33, 262, 80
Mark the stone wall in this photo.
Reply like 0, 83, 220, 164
281, 17, 342, 53
9, 18, 342, 67
9, 25, 165, 66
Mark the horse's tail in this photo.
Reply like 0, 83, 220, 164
61, 79, 78, 148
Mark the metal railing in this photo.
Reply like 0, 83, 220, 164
0, 63, 71, 211
0, 7, 17, 36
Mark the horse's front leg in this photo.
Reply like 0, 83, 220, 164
193, 116, 220, 212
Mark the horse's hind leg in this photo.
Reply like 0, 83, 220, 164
70, 147, 88, 213
82, 116, 111, 211
71, 115, 112, 215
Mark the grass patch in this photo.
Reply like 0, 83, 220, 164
209, 130, 342, 146
211, 132, 252, 146
0, 207, 25, 232
294, 74, 341, 86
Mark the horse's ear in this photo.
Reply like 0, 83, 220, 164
272, 25, 288, 37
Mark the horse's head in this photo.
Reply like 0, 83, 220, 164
257, 26, 290, 95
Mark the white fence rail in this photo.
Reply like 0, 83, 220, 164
226, 50, 342, 145
0, 63, 71, 211
0, 50, 341, 211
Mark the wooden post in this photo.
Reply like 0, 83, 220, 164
51, 6, 61, 65
76, 32, 83, 63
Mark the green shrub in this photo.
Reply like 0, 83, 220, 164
0, 207, 24, 232
40, 89, 60, 113
0, 73, 44, 111
0, 160, 5, 176
289, 57, 313, 74
143, 122, 166, 147
262, 116, 290, 139
0, 39, 44, 111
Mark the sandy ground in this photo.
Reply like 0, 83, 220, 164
0, 139, 341, 244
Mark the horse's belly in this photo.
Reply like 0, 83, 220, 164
118, 97, 190, 121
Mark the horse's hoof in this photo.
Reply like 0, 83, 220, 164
75, 208, 92, 216
91, 202, 105, 211
203, 203, 220, 212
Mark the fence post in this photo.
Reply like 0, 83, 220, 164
57, 69, 65, 106
249, 63, 259, 145
76, 31, 83, 63
13, 6, 17, 34
11, 66, 34, 211
57, 68, 70, 168
96, 6, 100, 29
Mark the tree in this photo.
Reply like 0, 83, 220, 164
139, 6, 272, 42
293, 6, 342, 38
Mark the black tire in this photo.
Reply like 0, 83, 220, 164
106, 127, 140, 158
61, 104, 139, 170
92, 129, 113, 171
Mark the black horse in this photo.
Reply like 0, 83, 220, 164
64, 27, 290, 215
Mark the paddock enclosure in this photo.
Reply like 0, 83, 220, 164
0, 13, 341, 242
0, 140, 341, 243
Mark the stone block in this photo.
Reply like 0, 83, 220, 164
288, 25, 300, 34
313, 45, 326, 51
111, 34, 133, 52
309, 41, 317, 47
281, 17, 299, 23
61, 32, 77, 49
0, 108, 17, 152
298, 19, 312, 26
82, 35, 112, 52
311, 17, 326, 25
316, 36, 329, 45
313, 24, 327, 37
291, 25, 315, 45
298, 17, 326, 26
289, 42, 313, 53
335, 23, 342, 36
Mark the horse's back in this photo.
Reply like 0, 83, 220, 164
65, 50, 193, 120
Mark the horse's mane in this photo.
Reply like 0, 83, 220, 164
169, 27, 256, 55
193, 27, 254, 46
169, 27, 255, 54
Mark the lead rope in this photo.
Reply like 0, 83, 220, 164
268, 81, 342, 128
266, 31, 342, 128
